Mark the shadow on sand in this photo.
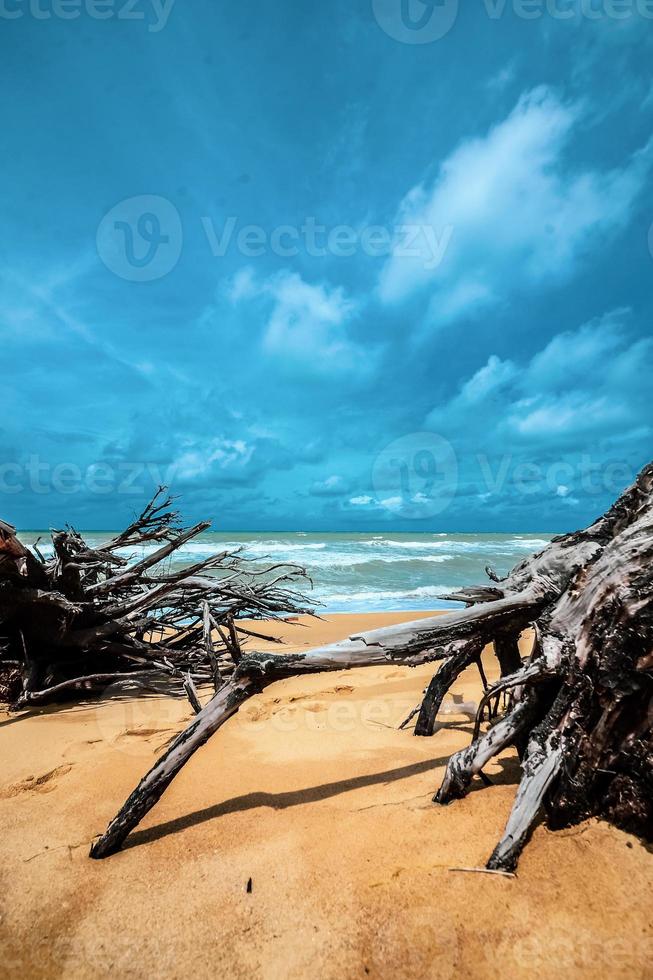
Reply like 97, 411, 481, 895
123, 751, 521, 852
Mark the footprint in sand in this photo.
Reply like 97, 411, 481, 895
242, 686, 355, 724
115, 726, 179, 745
0, 764, 73, 799
118, 727, 176, 739
243, 703, 299, 723
279, 685, 355, 707
101, 726, 182, 758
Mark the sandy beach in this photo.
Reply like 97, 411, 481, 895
0, 611, 650, 979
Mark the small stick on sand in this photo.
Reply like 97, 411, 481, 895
449, 867, 516, 879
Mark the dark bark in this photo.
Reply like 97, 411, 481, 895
493, 633, 523, 679
413, 639, 483, 736
0, 489, 314, 711
90, 465, 653, 867
4, 471, 651, 870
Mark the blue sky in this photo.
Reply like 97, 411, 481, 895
1, 1, 652, 531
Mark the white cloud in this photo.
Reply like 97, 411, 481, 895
226, 266, 258, 303
426, 309, 653, 449
173, 438, 253, 481
264, 272, 357, 361
508, 393, 621, 437
310, 474, 350, 496
378, 86, 652, 327
427, 279, 495, 327
349, 494, 373, 506
486, 63, 516, 93
525, 312, 627, 390
380, 496, 403, 509
228, 267, 367, 372
458, 354, 517, 405
411, 492, 429, 505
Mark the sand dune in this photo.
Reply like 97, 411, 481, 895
0, 612, 650, 979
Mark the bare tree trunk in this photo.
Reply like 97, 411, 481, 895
89, 464, 653, 867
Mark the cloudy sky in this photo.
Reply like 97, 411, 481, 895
2, 1, 652, 530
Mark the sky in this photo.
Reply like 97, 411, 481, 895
1, 0, 652, 532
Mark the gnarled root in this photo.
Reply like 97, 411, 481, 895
413, 639, 484, 736
487, 731, 565, 872
89, 463, 653, 866
435, 698, 539, 804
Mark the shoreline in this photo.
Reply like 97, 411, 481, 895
14, 530, 557, 622
1, 610, 650, 978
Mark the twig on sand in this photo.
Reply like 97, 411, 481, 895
89, 464, 653, 869
449, 866, 516, 879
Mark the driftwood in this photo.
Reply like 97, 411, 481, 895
0, 489, 313, 709
89, 465, 653, 868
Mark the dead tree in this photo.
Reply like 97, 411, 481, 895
0, 489, 313, 709
90, 464, 653, 869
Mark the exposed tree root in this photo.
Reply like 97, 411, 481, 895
6, 467, 653, 870
405, 638, 484, 736
90, 464, 652, 865
487, 732, 565, 871
435, 698, 539, 804
0, 490, 314, 710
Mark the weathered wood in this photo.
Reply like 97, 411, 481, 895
89, 628, 507, 858
413, 639, 483, 736
90, 464, 653, 866
182, 673, 203, 715
487, 734, 564, 872
435, 698, 538, 803
0, 489, 314, 708
493, 633, 523, 679
90, 676, 257, 858
202, 600, 222, 691
13, 671, 167, 708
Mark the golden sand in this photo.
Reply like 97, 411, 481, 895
0, 612, 650, 979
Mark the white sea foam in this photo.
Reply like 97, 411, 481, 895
25, 530, 551, 613
31, 540, 456, 568
319, 585, 455, 605
362, 537, 549, 553
281, 553, 456, 568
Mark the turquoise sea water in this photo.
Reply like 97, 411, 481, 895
22, 530, 553, 613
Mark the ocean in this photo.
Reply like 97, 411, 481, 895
22, 531, 553, 614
